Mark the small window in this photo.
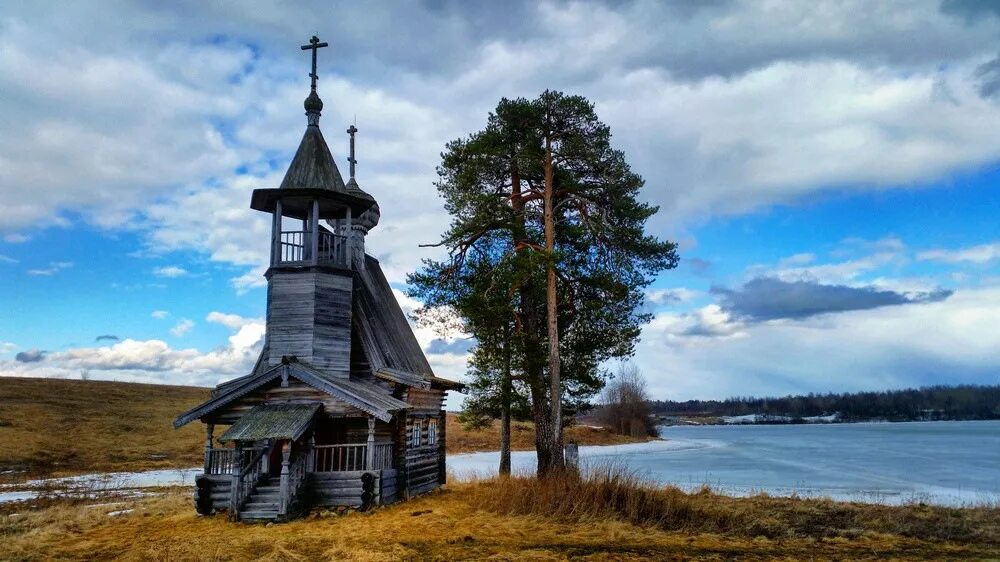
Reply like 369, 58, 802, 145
411, 419, 422, 447
428, 419, 438, 445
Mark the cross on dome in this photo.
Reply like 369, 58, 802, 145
300, 35, 328, 92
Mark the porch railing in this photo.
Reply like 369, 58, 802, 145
206, 449, 236, 475
312, 442, 393, 472
230, 447, 266, 519
372, 443, 393, 471
206, 447, 264, 475
280, 449, 310, 517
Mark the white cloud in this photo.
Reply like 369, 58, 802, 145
645, 287, 701, 306
917, 242, 1000, 264
777, 253, 816, 268
152, 265, 190, 278
0, 254, 17, 264
1, 2, 998, 289
3, 233, 30, 243
635, 285, 1000, 400
26, 261, 73, 276
231, 265, 268, 295
647, 304, 748, 344
0, 317, 265, 387
170, 318, 194, 337
0, 342, 17, 354
151, 310, 169, 319
206, 311, 260, 331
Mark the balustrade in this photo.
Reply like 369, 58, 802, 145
277, 230, 348, 266
312, 442, 392, 472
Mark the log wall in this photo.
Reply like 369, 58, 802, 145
402, 411, 446, 497
311, 469, 397, 507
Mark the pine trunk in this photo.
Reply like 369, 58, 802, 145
543, 135, 564, 470
512, 160, 556, 475
499, 335, 512, 475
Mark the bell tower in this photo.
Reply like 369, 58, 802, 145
249, 36, 376, 377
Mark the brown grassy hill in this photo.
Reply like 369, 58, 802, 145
0, 377, 645, 477
0, 377, 209, 476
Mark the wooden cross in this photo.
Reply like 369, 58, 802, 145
300, 35, 328, 91
347, 124, 358, 179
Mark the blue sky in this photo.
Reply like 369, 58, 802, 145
1, 1, 998, 402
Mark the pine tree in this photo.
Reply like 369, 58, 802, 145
409, 93, 678, 474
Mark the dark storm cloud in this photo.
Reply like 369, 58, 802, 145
95, 334, 120, 342
15, 349, 46, 363
712, 278, 953, 322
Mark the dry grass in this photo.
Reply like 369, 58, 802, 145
0, 377, 648, 478
0, 377, 209, 477
445, 415, 652, 455
2, 483, 997, 561
466, 464, 1000, 546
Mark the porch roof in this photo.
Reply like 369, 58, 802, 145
174, 358, 411, 428
218, 403, 321, 443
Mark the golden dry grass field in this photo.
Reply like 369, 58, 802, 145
0, 377, 645, 477
1, 481, 997, 561
2, 377, 997, 560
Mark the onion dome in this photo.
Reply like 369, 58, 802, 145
349, 178, 381, 233
304, 90, 324, 113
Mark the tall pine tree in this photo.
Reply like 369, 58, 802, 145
409, 93, 678, 474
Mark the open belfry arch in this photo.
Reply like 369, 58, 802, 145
174, 36, 462, 523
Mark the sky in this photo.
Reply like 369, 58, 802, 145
0, 0, 998, 405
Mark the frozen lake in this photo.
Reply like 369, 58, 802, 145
448, 420, 1000, 506
4, 420, 997, 506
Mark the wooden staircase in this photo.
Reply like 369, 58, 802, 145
239, 476, 281, 522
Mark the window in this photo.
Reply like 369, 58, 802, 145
427, 419, 437, 445
411, 419, 422, 447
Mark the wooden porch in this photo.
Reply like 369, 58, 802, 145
198, 441, 398, 521
195, 405, 400, 522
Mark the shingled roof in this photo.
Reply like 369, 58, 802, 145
218, 403, 321, 443
279, 124, 349, 192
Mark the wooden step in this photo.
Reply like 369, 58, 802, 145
244, 501, 279, 511
240, 511, 278, 521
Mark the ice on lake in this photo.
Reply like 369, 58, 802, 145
4, 421, 997, 507
448, 420, 1000, 506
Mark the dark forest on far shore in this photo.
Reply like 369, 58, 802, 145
651, 384, 1000, 422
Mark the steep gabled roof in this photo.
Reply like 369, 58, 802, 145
174, 359, 409, 429
354, 254, 433, 376
353, 254, 462, 391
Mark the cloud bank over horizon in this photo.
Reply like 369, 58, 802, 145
1, 1, 999, 401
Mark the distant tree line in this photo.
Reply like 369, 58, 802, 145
651, 385, 1000, 422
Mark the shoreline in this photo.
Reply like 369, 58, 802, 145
7, 431, 997, 509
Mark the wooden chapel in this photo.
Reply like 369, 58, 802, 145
173, 36, 462, 522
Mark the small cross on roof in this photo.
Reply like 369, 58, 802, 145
300, 35, 328, 91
